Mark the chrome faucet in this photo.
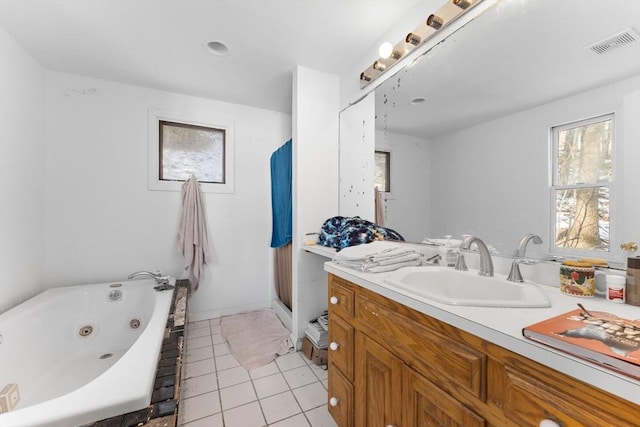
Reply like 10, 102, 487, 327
459, 235, 493, 277
515, 233, 542, 258
508, 234, 542, 282
128, 270, 170, 285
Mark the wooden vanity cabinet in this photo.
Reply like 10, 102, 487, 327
327, 273, 640, 427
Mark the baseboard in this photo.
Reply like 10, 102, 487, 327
188, 300, 271, 322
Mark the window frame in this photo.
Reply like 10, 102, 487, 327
375, 149, 391, 193
148, 109, 235, 193
549, 113, 615, 259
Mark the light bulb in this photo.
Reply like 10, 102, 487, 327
378, 42, 393, 58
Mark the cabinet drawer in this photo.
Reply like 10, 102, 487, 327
328, 363, 353, 427
329, 276, 355, 318
328, 315, 354, 380
502, 365, 636, 427
356, 294, 486, 401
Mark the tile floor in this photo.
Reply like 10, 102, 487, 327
178, 318, 338, 427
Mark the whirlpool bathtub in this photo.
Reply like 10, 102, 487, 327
0, 277, 175, 427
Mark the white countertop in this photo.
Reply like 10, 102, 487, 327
324, 262, 640, 405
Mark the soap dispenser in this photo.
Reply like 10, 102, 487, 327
439, 235, 457, 267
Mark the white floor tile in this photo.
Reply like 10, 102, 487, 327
180, 319, 336, 427
189, 320, 211, 330
217, 365, 251, 388
282, 365, 318, 389
222, 401, 266, 427
215, 353, 241, 371
182, 372, 218, 399
309, 364, 328, 381
249, 361, 279, 380
188, 326, 212, 339
185, 358, 216, 379
179, 391, 221, 424
182, 412, 224, 427
293, 382, 327, 411
212, 333, 225, 345
213, 342, 230, 356
275, 352, 307, 371
305, 405, 339, 427
187, 335, 213, 350
253, 373, 289, 399
220, 380, 257, 410
269, 413, 311, 427
260, 391, 302, 424
185, 345, 214, 363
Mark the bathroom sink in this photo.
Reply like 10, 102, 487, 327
383, 266, 551, 308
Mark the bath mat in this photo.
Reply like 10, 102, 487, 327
220, 309, 293, 370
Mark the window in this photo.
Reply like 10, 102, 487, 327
375, 150, 390, 192
159, 120, 225, 184
551, 114, 613, 254
148, 109, 234, 193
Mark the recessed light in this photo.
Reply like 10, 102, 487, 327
410, 97, 426, 105
205, 40, 230, 56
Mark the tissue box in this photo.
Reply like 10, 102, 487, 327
0, 383, 20, 413
302, 337, 328, 366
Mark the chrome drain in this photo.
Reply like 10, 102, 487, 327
129, 318, 141, 329
99, 353, 113, 359
79, 325, 93, 337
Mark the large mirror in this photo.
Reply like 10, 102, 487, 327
370, 0, 640, 260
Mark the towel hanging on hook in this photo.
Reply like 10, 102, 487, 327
177, 174, 211, 292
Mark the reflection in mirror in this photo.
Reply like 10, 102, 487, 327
373, 0, 640, 260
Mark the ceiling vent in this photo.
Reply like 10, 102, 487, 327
588, 28, 639, 55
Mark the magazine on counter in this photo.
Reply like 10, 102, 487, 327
522, 305, 640, 379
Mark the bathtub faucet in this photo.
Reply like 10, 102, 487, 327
128, 270, 170, 285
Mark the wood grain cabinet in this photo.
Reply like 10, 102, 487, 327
327, 273, 640, 427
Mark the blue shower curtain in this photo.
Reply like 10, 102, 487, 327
270, 139, 292, 248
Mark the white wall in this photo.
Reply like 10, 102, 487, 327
292, 66, 339, 341
375, 129, 431, 242
0, 26, 46, 314
430, 75, 640, 260
43, 71, 291, 321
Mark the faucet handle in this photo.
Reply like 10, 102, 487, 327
507, 258, 538, 282
454, 252, 468, 271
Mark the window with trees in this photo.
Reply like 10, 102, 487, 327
552, 114, 613, 254
375, 150, 390, 192
147, 109, 235, 194
159, 120, 225, 184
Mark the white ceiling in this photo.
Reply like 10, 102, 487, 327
376, 0, 640, 138
0, 0, 420, 114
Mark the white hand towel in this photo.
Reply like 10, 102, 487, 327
177, 175, 211, 292
364, 259, 421, 273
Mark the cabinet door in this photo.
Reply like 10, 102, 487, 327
328, 363, 354, 427
354, 332, 403, 427
403, 365, 485, 427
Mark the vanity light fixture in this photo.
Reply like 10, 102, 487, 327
378, 42, 394, 58
453, 0, 472, 9
426, 14, 444, 30
372, 60, 387, 72
359, 0, 483, 88
405, 32, 421, 46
